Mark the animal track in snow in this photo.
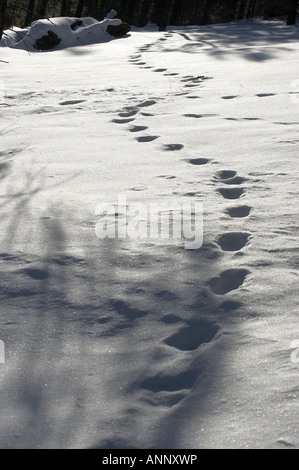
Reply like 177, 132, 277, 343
221, 176, 246, 185
118, 110, 139, 118
216, 170, 237, 179
129, 125, 148, 133
216, 171, 246, 185
163, 144, 184, 151
164, 320, 220, 351
256, 93, 275, 98
218, 187, 245, 199
208, 269, 250, 295
184, 113, 218, 119
109, 299, 147, 320
137, 100, 157, 108
187, 158, 210, 165
222, 95, 239, 100
226, 205, 252, 218
59, 99, 86, 105
216, 232, 251, 251
136, 135, 159, 143
153, 68, 167, 73
21, 267, 49, 280
157, 175, 176, 180
112, 118, 135, 124
139, 368, 200, 393
219, 300, 243, 311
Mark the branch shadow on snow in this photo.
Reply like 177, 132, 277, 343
0, 170, 239, 448
165, 20, 299, 62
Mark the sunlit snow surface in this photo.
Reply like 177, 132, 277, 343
0, 17, 298, 449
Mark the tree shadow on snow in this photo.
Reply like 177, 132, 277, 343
164, 20, 299, 62
0, 169, 244, 448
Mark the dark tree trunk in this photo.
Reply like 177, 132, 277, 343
61, 0, 71, 17
124, 0, 137, 24
75, 0, 85, 17
139, 0, 151, 27
237, 0, 246, 19
229, 0, 239, 20
287, 0, 298, 24
38, 0, 49, 18
171, 0, 185, 25
153, 0, 173, 30
246, 0, 257, 18
0, 0, 7, 39
87, 0, 98, 18
24, 0, 36, 25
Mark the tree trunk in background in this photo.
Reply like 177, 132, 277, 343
60, 0, 71, 17
171, 0, 185, 25
75, 0, 85, 17
38, 0, 49, 18
229, 0, 239, 20
139, 0, 151, 27
0, 0, 7, 40
287, 0, 298, 24
237, 0, 247, 19
87, 0, 98, 18
125, 0, 138, 25
153, 0, 173, 30
246, 0, 257, 18
25, 0, 36, 25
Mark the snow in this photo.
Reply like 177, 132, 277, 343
1, 16, 123, 51
0, 17, 298, 449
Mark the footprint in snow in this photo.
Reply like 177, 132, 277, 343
112, 118, 135, 124
219, 300, 243, 311
156, 175, 176, 180
216, 232, 251, 251
136, 135, 159, 142
221, 95, 239, 100
226, 205, 252, 218
59, 100, 86, 105
129, 125, 148, 133
22, 267, 49, 280
256, 93, 275, 97
118, 110, 139, 118
218, 187, 245, 199
187, 158, 211, 165
208, 269, 250, 295
217, 175, 247, 185
137, 100, 157, 108
216, 170, 237, 179
139, 368, 200, 393
184, 113, 218, 118
164, 320, 220, 351
163, 144, 184, 151
109, 299, 147, 320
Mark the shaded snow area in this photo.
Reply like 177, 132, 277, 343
0, 17, 298, 449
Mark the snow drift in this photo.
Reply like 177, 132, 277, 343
0, 16, 131, 51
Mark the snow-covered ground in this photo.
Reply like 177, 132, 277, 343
0, 17, 298, 449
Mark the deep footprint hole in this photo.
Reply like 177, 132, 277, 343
208, 269, 250, 295
188, 158, 210, 165
216, 232, 251, 251
164, 320, 220, 351
226, 205, 252, 218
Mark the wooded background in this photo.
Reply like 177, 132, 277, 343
0, 0, 298, 38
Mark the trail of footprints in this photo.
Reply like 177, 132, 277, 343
138, 164, 253, 407
209, 168, 252, 295
112, 35, 254, 408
